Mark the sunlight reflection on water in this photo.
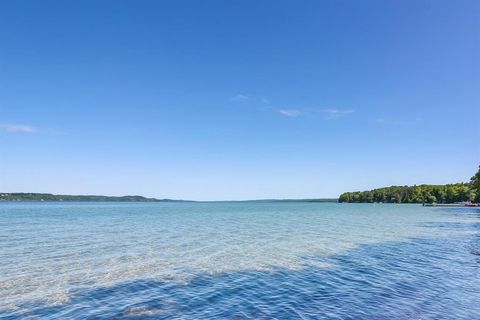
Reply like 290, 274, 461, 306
0, 202, 479, 319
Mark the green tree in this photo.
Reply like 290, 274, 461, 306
471, 166, 480, 203
426, 194, 437, 204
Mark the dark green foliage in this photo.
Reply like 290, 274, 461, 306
339, 166, 480, 204
471, 166, 480, 203
338, 183, 473, 204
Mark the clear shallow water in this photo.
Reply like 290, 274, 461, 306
0, 202, 479, 319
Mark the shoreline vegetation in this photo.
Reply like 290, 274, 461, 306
338, 183, 472, 204
339, 166, 480, 204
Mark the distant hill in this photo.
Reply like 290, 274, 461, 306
0, 193, 183, 202
0, 193, 339, 203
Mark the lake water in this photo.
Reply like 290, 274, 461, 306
0, 202, 479, 319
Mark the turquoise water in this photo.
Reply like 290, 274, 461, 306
0, 202, 479, 319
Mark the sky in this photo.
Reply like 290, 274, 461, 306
0, 0, 479, 200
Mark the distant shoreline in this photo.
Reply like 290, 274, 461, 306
0, 193, 183, 202
0, 193, 338, 203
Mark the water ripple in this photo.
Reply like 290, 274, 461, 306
0, 203, 479, 319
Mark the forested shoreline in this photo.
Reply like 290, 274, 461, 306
339, 166, 480, 204
338, 183, 473, 204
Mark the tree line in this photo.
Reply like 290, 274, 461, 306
339, 166, 480, 204
0, 193, 172, 202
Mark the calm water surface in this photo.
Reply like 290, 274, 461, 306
0, 202, 479, 319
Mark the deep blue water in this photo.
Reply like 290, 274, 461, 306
0, 202, 479, 319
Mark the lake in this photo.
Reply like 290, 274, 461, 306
0, 202, 479, 319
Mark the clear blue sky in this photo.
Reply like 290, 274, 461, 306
1, 0, 479, 200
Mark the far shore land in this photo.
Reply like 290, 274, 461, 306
0, 193, 179, 202
0, 194, 478, 206
0, 193, 337, 203
1, 166, 479, 205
